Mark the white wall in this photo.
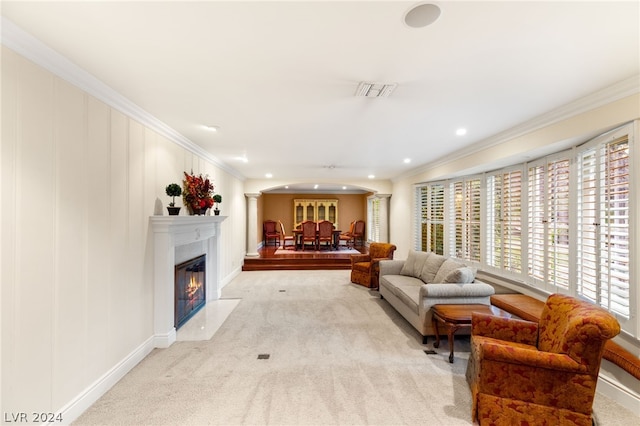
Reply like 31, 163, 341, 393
1, 47, 246, 420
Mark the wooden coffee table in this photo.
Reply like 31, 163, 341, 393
431, 304, 512, 363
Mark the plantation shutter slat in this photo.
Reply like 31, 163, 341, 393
417, 184, 445, 254
527, 157, 570, 291
487, 170, 522, 274
578, 135, 630, 317
451, 178, 481, 262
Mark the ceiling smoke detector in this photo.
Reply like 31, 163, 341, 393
355, 81, 397, 98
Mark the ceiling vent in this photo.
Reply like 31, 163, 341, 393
355, 81, 397, 98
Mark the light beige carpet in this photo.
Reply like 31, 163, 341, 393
74, 270, 639, 425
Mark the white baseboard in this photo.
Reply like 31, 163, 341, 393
597, 372, 640, 414
221, 267, 242, 290
55, 336, 155, 425
153, 329, 177, 348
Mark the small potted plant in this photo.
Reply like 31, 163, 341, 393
212, 194, 222, 215
165, 183, 182, 215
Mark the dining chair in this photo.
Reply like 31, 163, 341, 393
352, 220, 366, 247
300, 220, 317, 250
278, 220, 296, 250
339, 220, 356, 248
263, 220, 280, 247
317, 220, 334, 250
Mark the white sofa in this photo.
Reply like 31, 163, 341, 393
379, 250, 495, 343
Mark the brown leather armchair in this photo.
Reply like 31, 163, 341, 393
350, 242, 397, 288
466, 293, 620, 426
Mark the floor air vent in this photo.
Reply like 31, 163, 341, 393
424, 349, 437, 355
257, 354, 270, 360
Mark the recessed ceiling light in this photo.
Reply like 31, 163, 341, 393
404, 158, 411, 164
404, 3, 441, 28
368, 174, 375, 179
314, 184, 319, 189
265, 173, 273, 178
456, 128, 467, 136
342, 186, 347, 190
204, 125, 219, 132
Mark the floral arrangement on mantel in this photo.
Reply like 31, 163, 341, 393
182, 171, 215, 215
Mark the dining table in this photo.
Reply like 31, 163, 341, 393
292, 226, 342, 250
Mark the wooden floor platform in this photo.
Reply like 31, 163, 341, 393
242, 245, 366, 271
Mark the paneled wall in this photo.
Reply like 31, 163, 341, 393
1, 47, 245, 417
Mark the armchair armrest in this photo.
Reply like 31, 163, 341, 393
350, 254, 371, 266
479, 341, 587, 374
471, 312, 539, 346
379, 259, 404, 276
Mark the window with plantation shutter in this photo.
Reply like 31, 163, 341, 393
578, 132, 630, 318
449, 178, 481, 262
413, 124, 635, 336
416, 183, 445, 254
368, 197, 380, 242
486, 169, 523, 275
527, 156, 571, 291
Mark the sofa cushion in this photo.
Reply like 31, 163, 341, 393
433, 258, 466, 283
420, 253, 446, 283
393, 283, 420, 315
400, 250, 430, 278
380, 274, 421, 298
444, 266, 476, 284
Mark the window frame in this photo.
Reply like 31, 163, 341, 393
413, 122, 636, 337
414, 182, 446, 254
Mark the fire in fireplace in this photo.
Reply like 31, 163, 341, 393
174, 254, 206, 329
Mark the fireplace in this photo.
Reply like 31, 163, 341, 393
174, 254, 206, 329
150, 215, 226, 347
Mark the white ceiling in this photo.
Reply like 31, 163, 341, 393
2, 1, 639, 193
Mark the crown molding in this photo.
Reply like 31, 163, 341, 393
396, 74, 640, 182
1, 17, 245, 181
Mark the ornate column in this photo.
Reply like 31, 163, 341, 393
245, 193, 261, 257
378, 194, 391, 243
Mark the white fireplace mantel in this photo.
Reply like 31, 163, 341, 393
150, 215, 227, 348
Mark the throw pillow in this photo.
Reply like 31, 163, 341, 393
419, 253, 446, 283
433, 258, 465, 283
443, 267, 476, 284
400, 250, 419, 276
400, 251, 430, 277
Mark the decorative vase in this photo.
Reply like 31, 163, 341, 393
214, 208, 220, 216
167, 206, 181, 216
192, 208, 204, 215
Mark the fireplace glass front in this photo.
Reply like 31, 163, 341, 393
174, 254, 206, 329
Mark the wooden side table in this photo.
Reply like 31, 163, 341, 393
431, 304, 512, 363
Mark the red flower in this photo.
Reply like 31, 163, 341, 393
182, 171, 216, 213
